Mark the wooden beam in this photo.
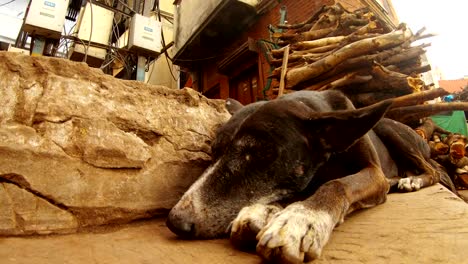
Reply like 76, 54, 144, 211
278, 45, 290, 98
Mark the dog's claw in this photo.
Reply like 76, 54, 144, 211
256, 204, 335, 264
230, 203, 281, 250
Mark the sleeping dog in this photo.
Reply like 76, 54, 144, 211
167, 90, 446, 263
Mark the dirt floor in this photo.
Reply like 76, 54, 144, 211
2, 184, 468, 264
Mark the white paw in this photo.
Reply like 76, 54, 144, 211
256, 204, 335, 264
230, 204, 281, 248
398, 177, 423, 192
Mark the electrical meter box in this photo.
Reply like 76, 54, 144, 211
23, 0, 68, 38
128, 14, 162, 56
69, 3, 114, 67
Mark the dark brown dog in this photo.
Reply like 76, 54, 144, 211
167, 90, 448, 263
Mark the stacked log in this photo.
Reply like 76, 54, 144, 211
268, 3, 434, 108
416, 121, 468, 190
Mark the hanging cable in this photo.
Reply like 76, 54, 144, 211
0, 0, 15, 7
118, 0, 136, 14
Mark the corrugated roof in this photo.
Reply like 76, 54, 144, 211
439, 79, 468, 93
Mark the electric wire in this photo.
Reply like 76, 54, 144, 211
145, 58, 155, 83
156, 1, 177, 82
118, 0, 136, 14
0, 0, 15, 7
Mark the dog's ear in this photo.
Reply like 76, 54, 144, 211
307, 99, 393, 152
225, 98, 244, 115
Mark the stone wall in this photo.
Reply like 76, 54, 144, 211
0, 52, 230, 235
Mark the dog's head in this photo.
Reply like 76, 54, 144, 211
167, 92, 391, 238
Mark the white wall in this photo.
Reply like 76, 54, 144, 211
145, 0, 179, 89
173, 0, 222, 54
0, 13, 23, 43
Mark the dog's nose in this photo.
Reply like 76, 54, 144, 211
166, 211, 195, 238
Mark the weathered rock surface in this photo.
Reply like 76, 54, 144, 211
0, 51, 230, 235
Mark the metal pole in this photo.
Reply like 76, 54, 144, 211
31, 37, 46, 56
136, 56, 146, 81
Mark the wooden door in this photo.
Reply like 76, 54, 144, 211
229, 65, 258, 105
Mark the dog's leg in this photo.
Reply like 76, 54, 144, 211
374, 119, 453, 192
397, 155, 440, 192
256, 165, 388, 264
230, 203, 282, 250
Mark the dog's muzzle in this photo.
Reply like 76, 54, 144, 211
166, 209, 196, 238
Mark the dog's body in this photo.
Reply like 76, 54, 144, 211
167, 90, 447, 263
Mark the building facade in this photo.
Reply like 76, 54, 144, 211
173, 0, 398, 103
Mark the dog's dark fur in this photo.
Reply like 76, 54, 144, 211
167, 90, 447, 263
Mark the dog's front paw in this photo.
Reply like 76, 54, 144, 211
398, 177, 423, 192
230, 204, 281, 250
256, 204, 335, 264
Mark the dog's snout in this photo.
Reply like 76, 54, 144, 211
166, 210, 195, 238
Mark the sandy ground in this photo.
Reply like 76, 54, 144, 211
2, 184, 468, 264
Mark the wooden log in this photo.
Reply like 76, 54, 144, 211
299, 45, 422, 95
381, 44, 429, 66
391, 88, 449, 108
294, 43, 340, 55
317, 73, 372, 91
278, 45, 290, 98
402, 64, 432, 76
345, 90, 408, 108
271, 43, 340, 59
411, 26, 437, 42
291, 36, 346, 51
372, 62, 408, 79
300, 45, 404, 87
276, 5, 346, 38
310, 4, 344, 31
339, 13, 370, 28
303, 72, 351, 91
386, 102, 468, 124
447, 134, 468, 159
330, 65, 416, 107
269, 62, 305, 79
270, 46, 287, 56
392, 59, 423, 75
373, 63, 425, 92
270, 52, 328, 66
353, 20, 379, 35
333, 63, 413, 95
290, 22, 380, 51
429, 141, 449, 157
285, 26, 412, 88
414, 118, 451, 141
278, 25, 337, 43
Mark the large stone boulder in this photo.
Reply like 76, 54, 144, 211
0, 52, 230, 235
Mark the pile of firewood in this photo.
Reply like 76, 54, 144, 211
269, 4, 431, 103
266, 3, 468, 125
415, 119, 468, 190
